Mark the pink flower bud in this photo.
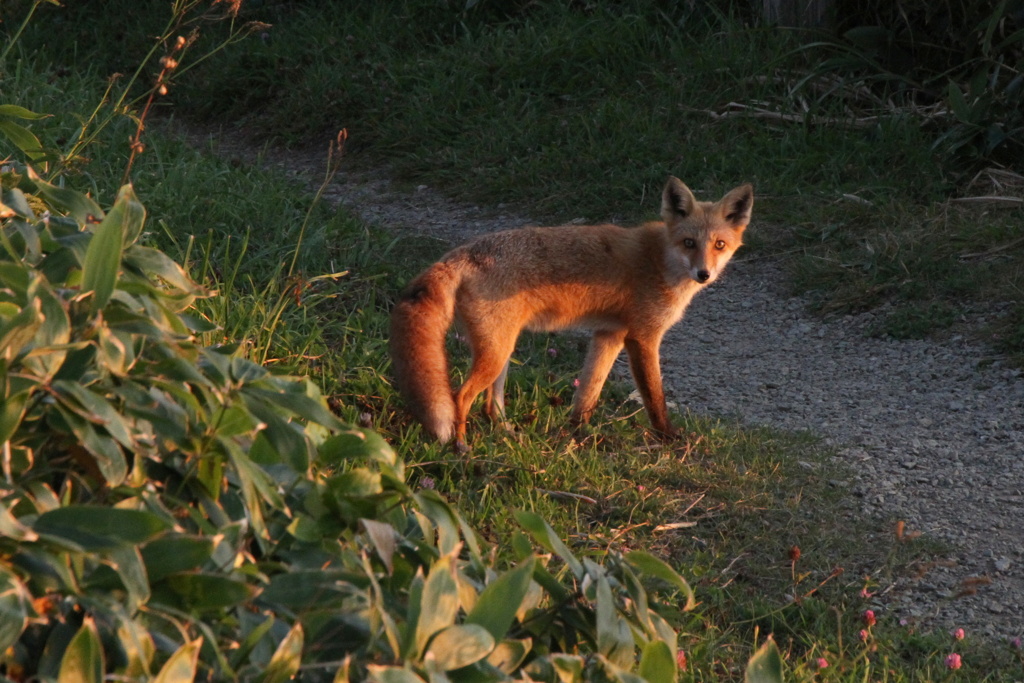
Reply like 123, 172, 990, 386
945, 653, 961, 670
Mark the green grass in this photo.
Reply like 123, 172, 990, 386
5, 3, 1024, 679
19, 0, 1016, 357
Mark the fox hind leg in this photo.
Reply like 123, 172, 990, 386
454, 326, 518, 446
483, 359, 510, 424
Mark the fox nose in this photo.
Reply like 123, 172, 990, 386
696, 269, 711, 283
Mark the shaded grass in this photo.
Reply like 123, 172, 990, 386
36, 0, 1011, 358
16, 1, 1024, 357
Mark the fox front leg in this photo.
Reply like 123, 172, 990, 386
623, 336, 677, 438
570, 329, 627, 426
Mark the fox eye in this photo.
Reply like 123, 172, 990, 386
682, 238, 696, 248
714, 240, 726, 250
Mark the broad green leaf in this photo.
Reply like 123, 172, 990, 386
744, 638, 783, 683
366, 666, 427, 683
514, 510, 584, 580
0, 389, 30, 444
108, 545, 150, 611
52, 380, 134, 448
1, 187, 35, 219
0, 296, 42, 362
596, 574, 633, 669
117, 619, 155, 679
26, 166, 102, 226
550, 654, 584, 683
242, 393, 310, 472
317, 430, 370, 461
529, 560, 570, 603
360, 518, 397, 574
229, 616, 275, 671
285, 514, 321, 542
425, 624, 494, 671
465, 556, 535, 640
328, 468, 382, 499
0, 104, 49, 119
57, 619, 103, 683
111, 183, 146, 244
624, 551, 695, 611
23, 280, 71, 380
638, 640, 676, 683
333, 657, 352, 683
81, 212, 122, 312
52, 404, 127, 486
0, 120, 44, 159
222, 436, 283, 539
414, 491, 461, 556
486, 638, 532, 674
161, 573, 257, 611
95, 324, 131, 375
516, 577, 544, 622
0, 567, 31, 653
245, 385, 343, 431
124, 245, 203, 296
141, 534, 214, 583
947, 81, 972, 123
34, 506, 169, 551
213, 405, 260, 439
401, 569, 425, 660
257, 622, 303, 683
647, 612, 677, 658
153, 638, 202, 683
0, 260, 30, 294
259, 570, 349, 610
415, 554, 459, 657
0, 501, 37, 541
318, 428, 401, 478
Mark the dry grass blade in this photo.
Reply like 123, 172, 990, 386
959, 235, 1024, 259
950, 196, 1024, 208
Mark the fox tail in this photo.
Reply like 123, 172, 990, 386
389, 262, 462, 442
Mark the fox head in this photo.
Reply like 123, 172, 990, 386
660, 177, 753, 286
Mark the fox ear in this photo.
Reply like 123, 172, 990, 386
661, 177, 696, 223
721, 183, 753, 228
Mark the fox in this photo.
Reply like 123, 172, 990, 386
389, 177, 753, 447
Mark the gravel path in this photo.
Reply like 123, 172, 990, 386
183, 126, 1024, 640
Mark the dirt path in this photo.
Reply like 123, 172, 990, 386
182, 125, 1024, 641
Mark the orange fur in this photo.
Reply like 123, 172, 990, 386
390, 177, 753, 446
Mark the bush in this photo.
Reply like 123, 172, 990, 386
807, 0, 1024, 172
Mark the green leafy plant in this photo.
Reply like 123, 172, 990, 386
794, 0, 1024, 172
